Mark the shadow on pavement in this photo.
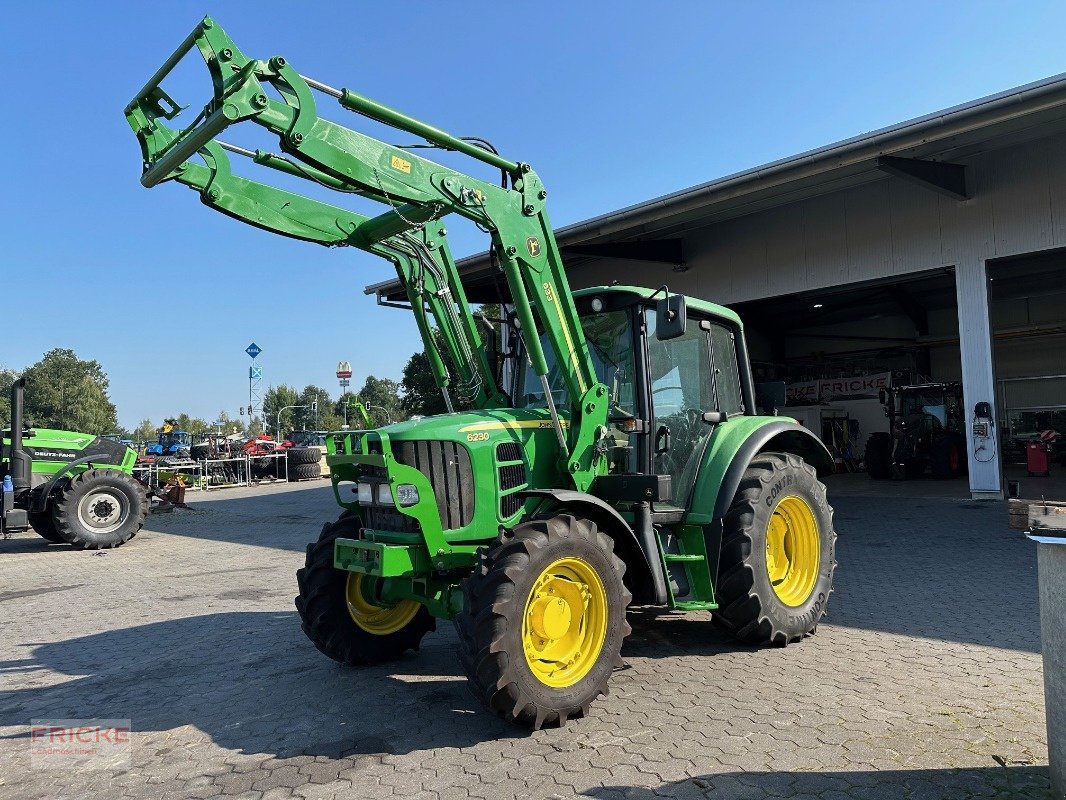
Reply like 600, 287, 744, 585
143, 484, 338, 554
0, 610, 523, 758
585, 766, 1053, 799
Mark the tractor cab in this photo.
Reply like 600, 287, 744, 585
514, 286, 750, 508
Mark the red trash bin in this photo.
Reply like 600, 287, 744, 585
1028, 441, 1052, 477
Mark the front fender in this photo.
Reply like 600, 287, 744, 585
687, 417, 833, 525
521, 488, 658, 604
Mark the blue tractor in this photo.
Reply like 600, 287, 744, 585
146, 421, 193, 459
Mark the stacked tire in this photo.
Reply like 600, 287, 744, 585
287, 447, 322, 481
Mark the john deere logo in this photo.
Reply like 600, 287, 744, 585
526, 237, 541, 257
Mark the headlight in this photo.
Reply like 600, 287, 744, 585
394, 484, 419, 507
356, 482, 374, 505
376, 483, 393, 505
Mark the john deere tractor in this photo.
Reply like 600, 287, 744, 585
1, 379, 148, 548
127, 18, 837, 729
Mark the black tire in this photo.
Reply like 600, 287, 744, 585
52, 469, 148, 550
930, 435, 964, 479
714, 453, 836, 646
864, 433, 892, 480
455, 514, 631, 730
190, 444, 211, 461
28, 507, 64, 543
286, 447, 321, 465
295, 514, 434, 665
288, 462, 322, 481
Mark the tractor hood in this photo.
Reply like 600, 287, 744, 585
376, 406, 566, 443
2, 429, 136, 471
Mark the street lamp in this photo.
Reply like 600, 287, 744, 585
276, 404, 309, 441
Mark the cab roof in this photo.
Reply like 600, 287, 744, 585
574, 285, 742, 326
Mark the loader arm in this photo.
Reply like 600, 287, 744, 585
125, 16, 608, 489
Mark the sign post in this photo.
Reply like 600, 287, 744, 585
246, 343, 262, 430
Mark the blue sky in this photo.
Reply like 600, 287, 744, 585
5, 1, 1066, 429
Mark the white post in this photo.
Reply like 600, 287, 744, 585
954, 258, 1001, 499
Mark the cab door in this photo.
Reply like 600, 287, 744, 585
645, 310, 746, 507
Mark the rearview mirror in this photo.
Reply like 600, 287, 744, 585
655, 294, 687, 341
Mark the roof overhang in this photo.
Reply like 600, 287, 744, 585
368, 71, 1066, 303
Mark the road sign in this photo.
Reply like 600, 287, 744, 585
250, 366, 262, 379
336, 360, 352, 379
246, 342, 262, 359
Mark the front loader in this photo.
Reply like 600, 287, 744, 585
126, 17, 837, 729
1, 379, 148, 548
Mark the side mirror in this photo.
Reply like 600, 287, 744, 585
878, 388, 889, 406
655, 294, 687, 341
702, 411, 729, 425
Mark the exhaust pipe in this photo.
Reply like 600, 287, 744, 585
8, 379, 31, 493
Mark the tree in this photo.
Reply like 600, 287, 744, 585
132, 418, 157, 446
299, 385, 342, 431
356, 376, 403, 428
401, 348, 448, 418
400, 305, 503, 418
21, 349, 117, 434
262, 384, 301, 439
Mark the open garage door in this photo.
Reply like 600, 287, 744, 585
988, 250, 1066, 496
731, 268, 968, 496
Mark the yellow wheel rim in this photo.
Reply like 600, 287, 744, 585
521, 557, 608, 689
765, 495, 821, 607
345, 573, 420, 635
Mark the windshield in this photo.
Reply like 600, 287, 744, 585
514, 309, 635, 416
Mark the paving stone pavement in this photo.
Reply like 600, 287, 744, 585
0, 481, 1052, 799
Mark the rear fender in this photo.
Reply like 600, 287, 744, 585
686, 418, 834, 526
521, 489, 658, 604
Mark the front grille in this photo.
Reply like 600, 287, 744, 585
392, 440, 474, 530
499, 464, 525, 490
497, 455, 527, 520
363, 504, 419, 533
496, 442, 523, 462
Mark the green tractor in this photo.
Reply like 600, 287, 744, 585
865, 382, 967, 480
127, 18, 837, 729
1, 380, 148, 548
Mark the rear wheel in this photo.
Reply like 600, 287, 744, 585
455, 514, 631, 729
52, 469, 147, 549
864, 433, 892, 479
190, 444, 211, 461
295, 514, 434, 665
714, 453, 836, 646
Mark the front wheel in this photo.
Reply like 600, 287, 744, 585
455, 514, 631, 730
295, 514, 434, 665
714, 452, 836, 646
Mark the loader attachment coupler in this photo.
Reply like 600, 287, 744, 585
126, 16, 609, 491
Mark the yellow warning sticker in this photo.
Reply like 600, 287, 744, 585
390, 155, 412, 174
